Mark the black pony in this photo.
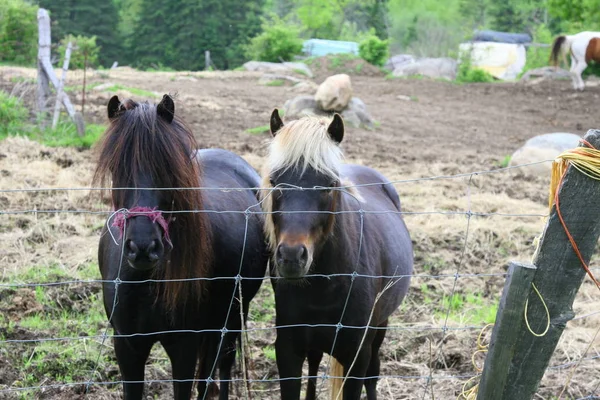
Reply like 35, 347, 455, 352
261, 111, 413, 400
94, 95, 268, 399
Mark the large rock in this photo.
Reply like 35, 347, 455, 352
509, 133, 582, 177
520, 67, 571, 82
392, 58, 457, 80
283, 95, 373, 129
384, 54, 416, 71
283, 95, 327, 121
314, 74, 353, 112
341, 97, 374, 129
242, 61, 313, 78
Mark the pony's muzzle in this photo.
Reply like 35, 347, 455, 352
275, 242, 310, 278
125, 238, 163, 270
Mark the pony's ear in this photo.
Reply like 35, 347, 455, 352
107, 95, 121, 120
270, 109, 284, 136
327, 113, 344, 144
157, 94, 175, 123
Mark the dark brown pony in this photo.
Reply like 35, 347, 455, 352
262, 111, 413, 400
94, 95, 268, 399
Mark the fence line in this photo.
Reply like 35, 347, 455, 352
1, 158, 598, 398
1, 353, 599, 394
0, 159, 555, 195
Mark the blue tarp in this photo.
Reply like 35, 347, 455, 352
302, 39, 359, 57
472, 30, 532, 44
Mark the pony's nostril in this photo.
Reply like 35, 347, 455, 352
126, 239, 139, 259
147, 240, 156, 253
298, 245, 306, 259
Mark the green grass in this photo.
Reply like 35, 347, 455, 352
0, 90, 29, 136
245, 125, 270, 135
265, 79, 285, 87
293, 68, 309, 76
262, 345, 277, 361
436, 293, 498, 325
21, 122, 106, 148
1, 89, 106, 148
497, 155, 512, 168
102, 84, 158, 98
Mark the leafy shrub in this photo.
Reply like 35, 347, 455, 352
0, 0, 38, 65
246, 18, 303, 62
57, 35, 100, 70
456, 48, 495, 83
0, 91, 28, 137
359, 34, 389, 67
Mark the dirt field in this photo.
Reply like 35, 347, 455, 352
1, 63, 599, 399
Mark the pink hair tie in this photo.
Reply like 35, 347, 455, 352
112, 206, 172, 247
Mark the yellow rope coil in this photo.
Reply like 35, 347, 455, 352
549, 144, 600, 210
457, 324, 494, 400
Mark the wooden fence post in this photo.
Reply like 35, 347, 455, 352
477, 128, 600, 400
476, 262, 537, 399
205, 51, 211, 71
52, 42, 72, 129
36, 9, 52, 120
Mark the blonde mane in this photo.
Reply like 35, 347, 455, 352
266, 115, 344, 180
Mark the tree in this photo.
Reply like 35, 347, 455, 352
0, 0, 38, 65
488, 1, 525, 32
459, 0, 489, 29
130, 0, 265, 70
37, 0, 121, 66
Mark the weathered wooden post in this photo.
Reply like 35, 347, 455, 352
477, 129, 600, 399
52, 42, 72, 129
205, 51, 211, 71
37, 9, 52, 121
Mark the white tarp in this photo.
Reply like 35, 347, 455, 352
458, 42, 526, 80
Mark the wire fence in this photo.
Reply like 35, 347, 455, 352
0, 159, 599, 399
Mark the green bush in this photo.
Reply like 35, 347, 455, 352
456, 49, 495, 83
0, 91, 28, 137
57, 35, 101, 70
246, 18, 303, 63
0, 0, 38, 65
359, 34, 389, 67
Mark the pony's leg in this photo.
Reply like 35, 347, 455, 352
570, 57, 587, 91
114, 337, 153, 400
196, 332, 221, 400
217, 331, 240, 400
575, 60, 587, 91
364, 321, 388, 400
163, 336, 200, 400
276, 330, 305, 400
340, 347, 372, 400
305, 349, 323, 400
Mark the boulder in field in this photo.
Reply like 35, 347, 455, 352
509, 132, 582, 177
392, 58, 457, 81
242, 61, 313, 78
282, 95, 373, 129
314, 73, 353, 112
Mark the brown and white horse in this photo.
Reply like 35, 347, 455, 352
550, 31, 600, 91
